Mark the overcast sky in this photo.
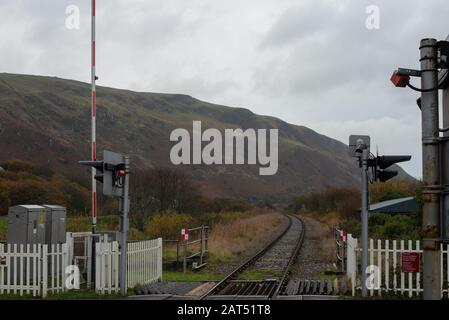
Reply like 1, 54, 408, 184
1, 0, 449, 178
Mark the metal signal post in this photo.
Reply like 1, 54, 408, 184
118, 156, 130, 297
349, 135, 411, 298
419, 39, 441, 300
360, 146, 369, 298
91, 0, 97, 233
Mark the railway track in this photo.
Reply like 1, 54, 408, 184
200, 214, 305, 300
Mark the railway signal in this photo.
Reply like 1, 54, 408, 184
373, 155, 412, 182
79, 150, 130, 297
349, 135, 370, 298
392, 36, 449, 300
349, 135, 411, 298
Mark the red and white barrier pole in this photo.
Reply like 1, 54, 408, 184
91, 0, 97, 232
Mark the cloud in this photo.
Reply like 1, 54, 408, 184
1, 0, 448, 177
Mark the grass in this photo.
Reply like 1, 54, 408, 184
208, 211, 283, 259
160, 210, 284, 282
0, 289, 135, 300
0, 293, 36, 300
236, 269, 279, 280
0, 215, 120, 241
319, 274, 339, 281
163, 270, 224, 282
0, 216, 6, 240
45, 290, 123, 300
66, 214, 119, 234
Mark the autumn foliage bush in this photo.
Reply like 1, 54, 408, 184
291, 179, 422, 240
291, 186, 361, 219
0, 159, 90, 215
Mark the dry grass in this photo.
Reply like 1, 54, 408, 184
208, 210, 284, 260
298, 212, 337, 262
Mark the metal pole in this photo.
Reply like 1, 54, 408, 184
420, 38, 441, 300
442, 34, 449, 241
443, 82, 449, 241
90, 0, 97, 289
361, 148, 369, 298
119, 156, 130, 297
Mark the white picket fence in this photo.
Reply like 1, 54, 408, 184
95, 238, 163, 294
127, 238, 163, 288
0, 243, 69, 298
0, 237, 162, 297
346, 234, 449, 298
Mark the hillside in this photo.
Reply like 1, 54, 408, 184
0, 73, 410, 204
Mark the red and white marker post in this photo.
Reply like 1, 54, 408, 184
91, 0, 97, 232
181, 228, 189, 273
180, 228, 189, 241
339, 230, 346, 242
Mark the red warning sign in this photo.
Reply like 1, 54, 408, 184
401, 252, 420, 273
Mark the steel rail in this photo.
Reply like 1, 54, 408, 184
271, 217, 306, 298
199, 214, 305, 300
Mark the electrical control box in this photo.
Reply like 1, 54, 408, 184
7, 205, 47, 245
7, 204, 67, 245
42, 205, 67, 244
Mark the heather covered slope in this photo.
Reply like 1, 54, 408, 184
0, 73, 410, 203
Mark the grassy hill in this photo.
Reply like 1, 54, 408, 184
0, 73, 410, 204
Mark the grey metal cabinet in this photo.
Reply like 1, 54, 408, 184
42, 205, 67, 244
7, 205, 47, 245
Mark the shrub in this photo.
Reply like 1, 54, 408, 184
144, 211, 193, 239
0, 159, 90, 215
292, 187, 360, 218
2, 159, 54, 178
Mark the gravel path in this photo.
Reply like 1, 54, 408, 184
290, 216, 335, 280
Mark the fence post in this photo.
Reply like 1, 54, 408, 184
13, 244, 17, 295
0, 244, 4, 295
114, 241, 119, 293
183, 238, 188, 273
62, 243, 68, 292
205, 227, 209, 254
95, 241, 100, 293
385, 240, 390, 292
158, 238, 163, 282
42, 245, 48, 298
346, 234, 358, 296
200, 226, 204, 267
19, 244, 24, 296
176, 241, 179, 272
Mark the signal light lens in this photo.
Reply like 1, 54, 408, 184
390, 71, 410, 88
118, 169, 126, 177
376, 170, 398, 182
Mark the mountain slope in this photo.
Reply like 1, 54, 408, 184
0, 73, 409, 203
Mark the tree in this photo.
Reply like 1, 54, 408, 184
130, 167, 199, 231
